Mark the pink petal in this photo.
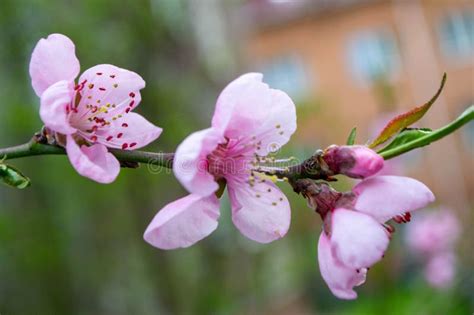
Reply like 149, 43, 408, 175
318, 232, 367, 300
29, 33, 80, 96
40, 80, 77, 135
228, 178, 291, 243
353, 176, 435, 223
212, 73, 265, 133
347, 146, 384, 178
330, 208, 389, 269
173, 128, 223, 196
71, 64, 145, 124
253, 88, 297, 156
143, 194, 220, 249
65, 135, 120, 184
91, 112, 162, 149
211, 73, 297, 156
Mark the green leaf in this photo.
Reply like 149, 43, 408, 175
377, 128, 433, 154
369, 73, 446, 148
346, 127, 357, 145
0, 163, 31, 189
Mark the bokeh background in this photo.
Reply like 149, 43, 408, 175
0, 0, 472, 314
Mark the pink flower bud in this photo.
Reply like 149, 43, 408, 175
323, 145, 384, 179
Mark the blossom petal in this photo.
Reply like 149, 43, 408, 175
318, 232, 367, 300
66, 135, 120, 184
211, 73, 296, 156
353, 176, 435, 223
144, 194, 220, 249
228, 179, 291, 243
212, 73, 266, 133
253, 88, 297, 156
330, 208, 389, 269
29, 33, 80, 96
173, 128, 223, 196
40, 80, 77, 135
91, 112, 162, 149
71, 64, 145, 125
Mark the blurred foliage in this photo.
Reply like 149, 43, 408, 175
0, 1, 472, 314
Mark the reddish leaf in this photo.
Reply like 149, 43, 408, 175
369, 73, 446, 148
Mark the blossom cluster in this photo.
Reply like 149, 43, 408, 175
29, 33, 440, 300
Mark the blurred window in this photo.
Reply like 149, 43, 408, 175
439, 10, 474, 60
260, 54, 310, 100
348, 30, 400, 83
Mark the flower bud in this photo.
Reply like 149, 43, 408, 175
323, 145, 383, 179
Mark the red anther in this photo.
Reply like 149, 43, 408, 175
90, 136, 98, 142
125, 108, 131, 113
122, 143, 129, 149
99, 87, 106, 91
384, 223, 396, 234
394, 212, 411, 224
129, 92, 135, 98
117, 133, 123, 138
129, 142, 137, 148
106, 136, 113, 141
96, 72, 103, 75
129, 100, 135, 107
393, 215, 404, 224
404, 212, 411, 222
110, 74, 116, 78
121, 123, 128, 128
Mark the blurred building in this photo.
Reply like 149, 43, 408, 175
238, 0, 473, 208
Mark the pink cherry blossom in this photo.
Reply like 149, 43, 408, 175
406, 208, 460, 255
318, 175, 434, 299
29, 33, 162, 183
145, 73, 296, 248
405, 208, 460, 289
323, 145, 384, 179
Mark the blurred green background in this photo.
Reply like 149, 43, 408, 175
0, 0, 472, 314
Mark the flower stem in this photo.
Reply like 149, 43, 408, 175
379, 105, 474, 160
0, 138, 174, 169
0, 106, 472, 176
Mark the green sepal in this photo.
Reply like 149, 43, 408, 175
346, 127, 357, 145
